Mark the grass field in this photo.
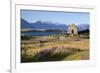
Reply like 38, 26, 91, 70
64, 50, 89, 60
21, 34, 89, 63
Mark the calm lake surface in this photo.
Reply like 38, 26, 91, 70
22, 31, 63, 36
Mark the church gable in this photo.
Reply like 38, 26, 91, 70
67, 24, 78, 35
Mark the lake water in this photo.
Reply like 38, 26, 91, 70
22, 31, 63, 36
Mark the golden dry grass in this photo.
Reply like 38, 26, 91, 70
21, 36, 89, 58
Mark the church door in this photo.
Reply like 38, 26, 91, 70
71, 29, 74, 34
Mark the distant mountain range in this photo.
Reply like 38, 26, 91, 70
77, 24, 89, 31
21, 18, 89, 31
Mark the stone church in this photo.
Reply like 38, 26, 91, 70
67, 24, 78, 35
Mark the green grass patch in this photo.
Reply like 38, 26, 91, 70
63, 50, 89, 60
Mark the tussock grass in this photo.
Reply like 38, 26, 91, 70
21, 46, 87, 62
21, 35, 89, 63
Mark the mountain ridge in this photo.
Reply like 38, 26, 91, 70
21, 18, 89, 31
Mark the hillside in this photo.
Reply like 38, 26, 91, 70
21, 18, 89, 32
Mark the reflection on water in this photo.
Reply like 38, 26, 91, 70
22, 31, 62, 36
